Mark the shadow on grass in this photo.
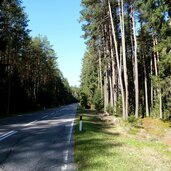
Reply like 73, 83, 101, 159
75, 108, 124, 170
77, 108, 97, 115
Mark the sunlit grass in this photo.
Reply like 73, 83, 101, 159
141, 118, 170, 137
74, 108, 171, 171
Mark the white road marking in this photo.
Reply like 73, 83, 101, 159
0, 130, 14, 138
62, 150, 69, 171
61, 164, 67, 171
64, 150, 69, 162
61, 117, 75, 170
0, 130, 18, 141
24, 120, 37, 126
68, 118, 75, 144
51, 113, 54, 116
42, 115, 48, 119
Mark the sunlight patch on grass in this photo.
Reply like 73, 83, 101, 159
141, 118, 170, 137
74, 108, 171, 171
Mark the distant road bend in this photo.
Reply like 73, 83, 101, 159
0, 104, 77, 171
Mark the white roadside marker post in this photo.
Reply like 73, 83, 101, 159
79, 115, 83, 131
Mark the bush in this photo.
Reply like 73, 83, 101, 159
114, 96, 122, 117
93, 89, 103, 111
150, 99, 160, 118
80, 92, 88, 108
106, 105, 114, 115
128, 115, 137, 123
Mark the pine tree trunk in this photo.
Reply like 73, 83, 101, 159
153, 36, 163, 119
155, 38, 163, 119
98, 68, 100, 89
144, 55, 149, 117
104, 67, 109, 112
153, 41, 158, 77
150, 57, 153, 111
7, 69, 11, 115
106, 24, 114, 107
109, 27, 117, 110
98, 49, 103, 97
109, 67, 114, 107
108, 0, 126, 119
159, 90, 162, 119
131, 1, 139, 118
119, 0, 129, 118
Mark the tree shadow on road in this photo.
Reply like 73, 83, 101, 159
0, 116, 76, 171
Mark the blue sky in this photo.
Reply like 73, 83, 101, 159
22, 0, 85, 87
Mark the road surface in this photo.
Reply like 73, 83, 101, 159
0, 104, 77, 171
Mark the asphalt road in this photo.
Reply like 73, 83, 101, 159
0, 103, 78, 171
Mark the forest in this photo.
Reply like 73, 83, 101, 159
79, 0, 171, 120
0, 0, 76, 117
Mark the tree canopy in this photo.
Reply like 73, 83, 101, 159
0, 0, 77, 116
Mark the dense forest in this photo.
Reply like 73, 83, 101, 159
0, 0, 76, 117
79, 0, 171, 119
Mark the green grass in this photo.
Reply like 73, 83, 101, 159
74, 108, 171, 171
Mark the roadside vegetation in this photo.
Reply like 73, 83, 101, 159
77, 1, 171, 169
74, 107, 171, 171
79, 0, 171, 120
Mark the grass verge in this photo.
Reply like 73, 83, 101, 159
74, 108, 171, 171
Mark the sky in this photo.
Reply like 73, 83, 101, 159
22, 0, 86, 87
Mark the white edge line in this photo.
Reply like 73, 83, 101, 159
68, 118, 75, 144
62, 150, 68, 171
0, 130, 14, 138
24, 120, 37, 126
42, 115, 48, 119
62, 117, 75, 170
0, 130, 18, 141
61, 164, 67, 171
64, 150, 69, 162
